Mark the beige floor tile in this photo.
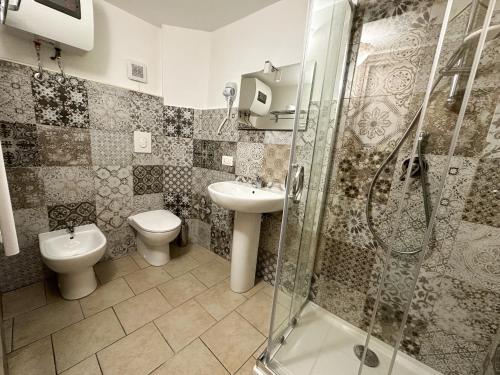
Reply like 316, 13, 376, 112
45, 278, 64, 304
80, 278, 134, 317
130, 252, 149, 269
253, 341, 267, 359
60, 355, 101, 375
97, 323, 173, 375
114, 288, 172, 334
240, 280, 267, 299
154, 299, 216, 352
236, 290, 287, 335
195, 281, 247, 320
3, 319, 13, 354
235, 358, 256, 375
152, 339, 229, 375
94, 257, 139, 284
7, 336, 55, 375
163, 254, 200, 278
124, 267, 172, 294
52, 308, 125, 372
158, 273, 206, 307
2, 282, 46, 319
188, 245, 219, 264
201, 312, 265, 374
191, 260, 230, 288
13, 300, 83, 350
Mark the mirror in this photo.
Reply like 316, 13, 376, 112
238, 61, 316, 131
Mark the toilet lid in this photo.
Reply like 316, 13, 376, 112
130, 210, 181, 233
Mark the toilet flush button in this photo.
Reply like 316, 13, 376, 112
134, 131, 151, 153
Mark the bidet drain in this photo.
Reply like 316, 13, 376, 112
353, 345, 380, 368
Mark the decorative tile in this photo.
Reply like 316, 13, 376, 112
261, 144, 290, 185
191, 167, 234, 197
462, 159, 500, 227
191, 194, 212, 223
31, 71, 90, 128
0, 61, 36, 123
238, 129, 265, 143
163, 106, 194, 138
210, 203, 233, 260
263, 131, 292, 145
214, 141, 237, 174
319, 238, 376, 294
133, 165, 164, 195
103, 227, 136, 259
164, 137, 193, 167
186, 219, 211, 249
258, 212, 282, 255
193, 139, 216, 170
86, 80, 131, 132
194, 108, 239, 142
90, 130, 132, 166
94, 166, 133, 200
133, 133, 164, 166
445, 221, 500, 293
38, 125, 91, 166
0, 246, 46, 293
164, 166, 192, 194
0, 122, 41, 167
96, 196, 133, 231
132, 193, 164, 215
6, 168, 44, 209
129, 91, 163, 134
235, 142, 264, 178
47, 201, 97, 231
13, 208, 49, 249
482, 103, 500, 159
431, 276, 499, 344
42, 167, 94, 205
256, 250, 278, 285
164, 191, 191, 213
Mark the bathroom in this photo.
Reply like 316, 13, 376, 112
0, 0, 498, 374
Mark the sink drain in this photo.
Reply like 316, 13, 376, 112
353, 345, 380, 368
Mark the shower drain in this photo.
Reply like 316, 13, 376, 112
353, 345, 380, 368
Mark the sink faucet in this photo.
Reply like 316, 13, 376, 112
66, 222, 75, 239
253, 176, 265, 188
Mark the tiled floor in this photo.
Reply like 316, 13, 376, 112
2, 244, 280, 375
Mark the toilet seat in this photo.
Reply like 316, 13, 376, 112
129, 210, 181, 233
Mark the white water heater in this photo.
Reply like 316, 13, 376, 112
239, 77, 272, 117
1, 0, 94, 51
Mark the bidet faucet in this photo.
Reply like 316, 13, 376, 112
66, 222, 75, 239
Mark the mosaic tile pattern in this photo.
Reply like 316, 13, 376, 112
42, 167, 94, 205
96, 196, 133, 231
163, 106, 194, 138
93, 166, 133, 200
6, 168, 44, 209
132, 165, 163, 195
90, 130, 132, 166
0, 122, 41, 167
103, 227, 136, 259
31, 71, 90, 128
38, 125, 91, 167
235, 142, 264, 178
256, 250, 278, 285
164, 137, 193, 167
129, 91, 163, 134
261, 144, 290, 185
191, 194, 212, 223
0, 61, 36, 124
195, 108, 239, 142
47, 201, 97, 231
210, 203, 233, 260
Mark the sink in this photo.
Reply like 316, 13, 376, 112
208, 181, 285, 293
208, 181, 285, 213
39, 224, 107, 299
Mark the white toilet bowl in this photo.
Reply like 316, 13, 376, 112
128, 210, 181, 266
39, 224, 107, 300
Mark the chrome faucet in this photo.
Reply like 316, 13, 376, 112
66, 222, 75, 239
253, 176, 265, 188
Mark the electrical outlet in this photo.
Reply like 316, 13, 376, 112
222, 155, 234, 166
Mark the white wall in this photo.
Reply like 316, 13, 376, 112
0, 0, 162, 96
161, 25, 211, 108
207, 0, 308, 108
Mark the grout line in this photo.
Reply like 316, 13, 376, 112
110, 306, 127, 336
152, 320, 175, 354
234, 310, 269, 338
49, 334, 57, 373
199, 335, 233, 374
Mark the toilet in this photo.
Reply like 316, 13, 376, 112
128, 210, 181, 266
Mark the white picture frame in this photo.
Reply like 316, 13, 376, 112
127, 60, 147, 83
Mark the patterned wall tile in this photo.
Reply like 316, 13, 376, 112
132, 165, 164, 195
132, 133, 164, 166
86, 80, 131, 132
38, 125, 91, 166
164, 166, 192, 194
96, 196, 133, 231
214, 141, 237, 174
320, 238, 376, 294
238, 129, 265, 143
191, 194, 212, 223
235, 142, 264, 178
90, 130, 132, 166
0, 61, 36, 123
31, 71, 90, 128
482, 103, 500, 159
129, 91, 163, 134
263, 131, 292, 145
103, 227, 136, 260
194, 108, 239, 142
6, 168, 44, 209
0, 246, 47, 293
445, 221, 500, 293
94, 166, 133, 200
163, 106, 194, 138
261, 144, 290, 185
186, 218, 211, 249
210, 203, 234, 260
164, 137, 193, 167
191, 167, 234, 197
13, 208, 49, 249
462, 159, 500, 227
132, 193, 164, 215
256, 250, 278, 285
259, 212, 282, 255
193, 139, 216, 170
47, 201, 97, 231
42, 167, 95, 205
0, 122, 41, 167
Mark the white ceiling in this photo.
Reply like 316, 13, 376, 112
105, 0, 282, 31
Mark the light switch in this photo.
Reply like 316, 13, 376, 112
222, 155, 234, 166
134, 131, 151, 153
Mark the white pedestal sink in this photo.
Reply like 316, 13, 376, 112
208, 181, 285, 293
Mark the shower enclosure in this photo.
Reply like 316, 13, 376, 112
255, 0, 500, 374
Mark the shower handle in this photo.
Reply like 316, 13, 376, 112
287, 164, 304, 204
